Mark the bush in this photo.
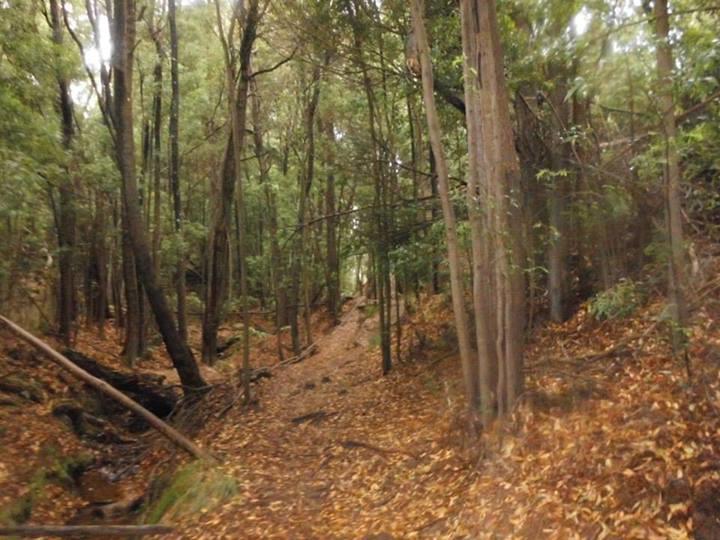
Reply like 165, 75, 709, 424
588, 279, 643, 320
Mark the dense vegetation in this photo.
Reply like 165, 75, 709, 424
1, 0, 719, 534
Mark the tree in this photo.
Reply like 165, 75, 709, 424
460, 0, 526, 421
204, 0, 259, 401
113, 0, 206, 392
410, 0, 477, 418
48, 0, 77, 346
653, 0, 688, 355
168, 0, 187, 341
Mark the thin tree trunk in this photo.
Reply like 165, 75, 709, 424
654, 0, 688, 353
411, 0, 476, 419
250, 81, 285, 361
120, 215, 140, 365
113, 0, 205, 391
49, 0, 77, 346
205, 0, 258, 401
168, 0, 187, 341
203, 0, 258, 376
349, 1, 392, 374
322, 118, 340, 325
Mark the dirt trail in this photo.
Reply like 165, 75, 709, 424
174, 299, 469, 539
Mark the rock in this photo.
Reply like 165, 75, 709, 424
304, 381, 316, 390
321, 376, 331, 384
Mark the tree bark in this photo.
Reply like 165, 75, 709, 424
411, 0, 476, 420
322, 118, 340, 325
250, 80, 286, 360
460, 0, 525, 420
120, 214, 140, 365
168, 0, 187, 341
113, 0, 205, 391
654, 0, 688, 353
49, 0, 76, 347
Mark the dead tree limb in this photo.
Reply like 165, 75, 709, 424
279, 342, 317, 366
0, 315, 211, 461
0, 524, 173, 537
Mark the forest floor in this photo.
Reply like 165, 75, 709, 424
2, 280, 720, 538
170, 286, 720, 539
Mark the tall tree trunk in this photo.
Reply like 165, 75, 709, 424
428, 145, 440, 294
205, 0, 259, 402
460, 0, 525, 421
120, 215, 140, 365
251, 80, 285, 360
411, 0, 476, 420
203, 0, 258, 374
289, 64, 322, 354
168, 0, 187, 341
203, 137, 232, 364
654, 0, 688, 353
349, 1, 392, 374
545, 72, 571, 323
322, 118, 340, 325
113, 0, 205, 391
49, 0, 76, 346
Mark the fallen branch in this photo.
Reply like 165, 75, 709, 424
0, 315, 211, 462
250, 366, 272, 382
0, 524, 173, 537
279, 343, 317, 366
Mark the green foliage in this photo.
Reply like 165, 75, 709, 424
588, 279, 643, 321
144, 462, 237, 523
0, 444, 93, 527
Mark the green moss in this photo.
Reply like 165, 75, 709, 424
144, 461, 237, 524
0, 447, 94, 528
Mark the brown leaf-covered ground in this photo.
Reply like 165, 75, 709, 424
165, 292, 720, 539
2, 287, 720, 538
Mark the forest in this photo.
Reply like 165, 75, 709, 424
1, 0, 719, 537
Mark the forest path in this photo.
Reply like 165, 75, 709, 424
176, 298, 469, 539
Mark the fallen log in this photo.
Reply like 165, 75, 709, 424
62, 349, 177, 419
0, 524, 173, 537
0, 315, 211, 461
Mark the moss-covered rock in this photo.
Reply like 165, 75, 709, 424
144, 462, 237, 524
